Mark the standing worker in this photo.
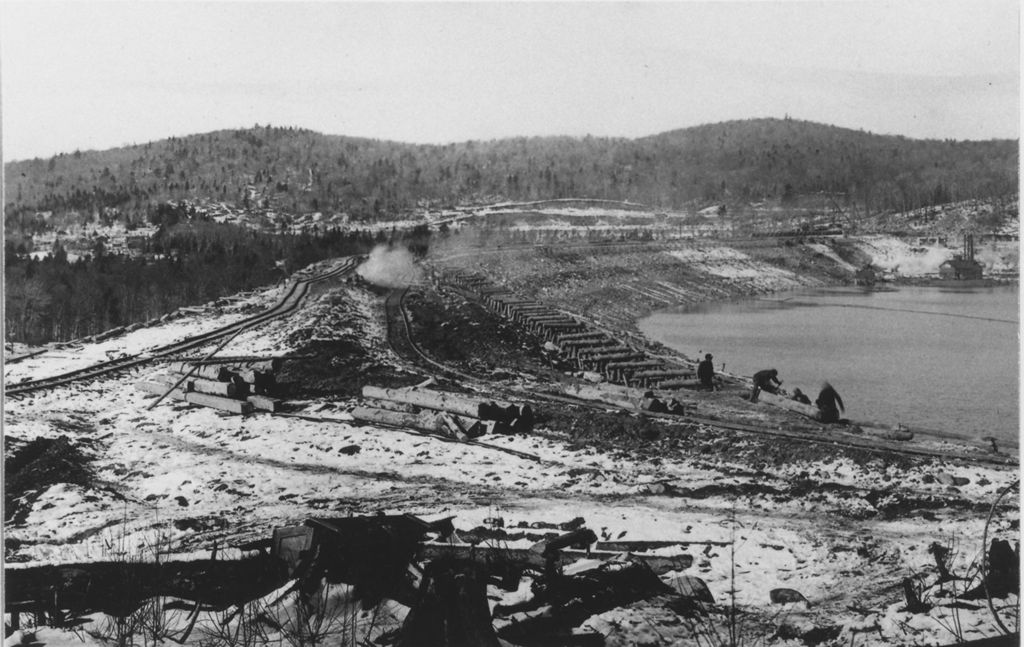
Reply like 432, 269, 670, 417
751, 368, 782, 401
697, 353, 715, 390
815, 382, 845, 423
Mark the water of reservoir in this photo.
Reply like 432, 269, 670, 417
639, 285, 1020, 444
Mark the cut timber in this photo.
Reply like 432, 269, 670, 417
247, 395, 282, 412
576, 347, 634, 360
191, 378, 237, 397
171, 362, 230, 382
361, 386, 521, 422
756, 390, 820, 418
184, 392, 254, 414
556, 332, 610, 343
631, 370, 692, 380
657, 379, 703, 389
351, 406, 449, 436
136, 381, 188, 400
596, 539, 732, 551
420, 543, 691, 575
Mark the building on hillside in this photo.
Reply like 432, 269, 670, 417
938, 258, 984, 280
938, 232, 984, 280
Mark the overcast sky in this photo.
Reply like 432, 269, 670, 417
1, 1, 1019, 161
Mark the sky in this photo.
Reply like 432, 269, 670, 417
1, 1, 1019, 162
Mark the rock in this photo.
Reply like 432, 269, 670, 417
770, 588, 809, 606
643, 482, 667, 495
582, 371, 603, 383
664, 574, 715, 603
175, 495, 189, 507
952, 476, 970, 486
934, 472, 955, 486
558, 516, 586, 531
921, 474, 935, 484
339, 444, 361, 455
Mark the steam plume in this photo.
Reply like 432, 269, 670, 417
357, 244, 422, 288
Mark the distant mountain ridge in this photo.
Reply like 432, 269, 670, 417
4, 117, 1018, 231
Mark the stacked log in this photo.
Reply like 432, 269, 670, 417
630, 369, 694, 388
604, 360, 663, 383
134, 357, 286, 415
136, 381, 254, 414
357, 386, 534, 440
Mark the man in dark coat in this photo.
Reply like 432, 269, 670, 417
697, 353, 715, 390
815, 382, 845, 423
750, 368, 781, 401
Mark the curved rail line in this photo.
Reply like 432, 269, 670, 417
386, 285, 1015, 468
5, 257, 362, 397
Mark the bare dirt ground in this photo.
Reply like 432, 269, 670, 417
4, 237, 1019, 647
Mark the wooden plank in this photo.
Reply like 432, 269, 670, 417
247, 395, 282, 412
136, 381, 188, 400
184, 392, 254, 414
191, 378, 237, 397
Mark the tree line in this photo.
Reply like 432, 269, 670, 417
4, 222, 432, 345
5, 118, 1018, 237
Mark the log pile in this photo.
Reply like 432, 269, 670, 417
355, 385, 534, 440
435, 268, 699, 391
134, 358, 286, 415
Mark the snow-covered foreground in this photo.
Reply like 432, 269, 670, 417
4, 248, 1019, 647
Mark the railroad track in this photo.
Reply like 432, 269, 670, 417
384, 286, 477, 382
5, 257, 362, 397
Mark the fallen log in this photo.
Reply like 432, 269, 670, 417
4, 556, 287, 618
351, 406, 447, 435
657, 378, 703, 389
362, 386, 522, 422
496, 560, 674, 644
420, 542, 691, 575
596, 539, 732, 551
755, 390, 820, 418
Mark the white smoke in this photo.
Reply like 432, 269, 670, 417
357, 244, 422, 288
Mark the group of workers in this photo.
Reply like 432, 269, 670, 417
752, 368, 845, 423
697, 354, 846, 424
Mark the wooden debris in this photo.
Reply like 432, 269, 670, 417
247, 395, 282, 412
396, 558, 501, 647
191, 378, 237, 397
420, 542, 691, 575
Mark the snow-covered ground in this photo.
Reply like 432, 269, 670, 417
4, 247, 1018, 647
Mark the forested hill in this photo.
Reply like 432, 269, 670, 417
5, 117, 1018, 229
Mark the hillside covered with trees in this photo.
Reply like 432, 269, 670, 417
5, 118, 1018, 235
